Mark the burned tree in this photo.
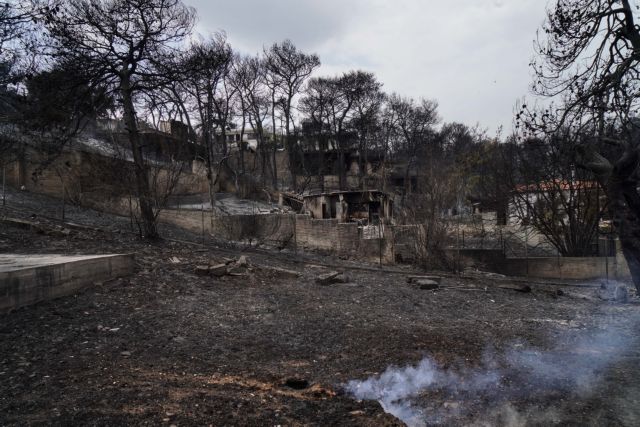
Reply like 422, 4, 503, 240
43, 0, 196, 239
299, 76, 335, 192
0, 1, 35, 90
232, 55, 271, 187
179, 34, 233, 216
386, 94, 439, 201
300, 71, 382, 191
0, 1, 42, 158
505, 133, 606, 256
523, 0, 640, 289
351, 76, 384, 190
264, 40, 320, 190
331, 71, 382, 190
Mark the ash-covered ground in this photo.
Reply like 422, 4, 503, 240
1, 190, 639, 426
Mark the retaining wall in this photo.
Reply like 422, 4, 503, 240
450, 248, 632, 281
0, 254, 135, 314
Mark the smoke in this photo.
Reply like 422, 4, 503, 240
346, 310, 640, 426
345, 356, 501, 426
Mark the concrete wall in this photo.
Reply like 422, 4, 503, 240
450, 248, 632, 281
495, 256, 630, 281
0, 254, 135, 314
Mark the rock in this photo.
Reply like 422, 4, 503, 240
415, 279, 439, 290
443, 401, 460, 410
259, 266, 301, 278
497, 283, 532, 293
195, 265, 210, 276
120, 351, 131, 357
316, 271, 341, 285
407, 275, 442, 284
227, 264, 247, 274
209, 264, 228, 277
43, 227, 71, 237
333, 274, 351, 284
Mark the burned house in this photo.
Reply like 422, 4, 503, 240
302, 190, 393, 225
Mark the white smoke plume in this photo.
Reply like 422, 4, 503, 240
346, 311, 640, 426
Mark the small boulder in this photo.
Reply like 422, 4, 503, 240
261, 266, 301, 278
415, 279, 439, 290
209, 263, 229, 277
316, 271, 341, 285
407, 275, 442, 285
333, 274, 352, 284
195, 265, 210, 276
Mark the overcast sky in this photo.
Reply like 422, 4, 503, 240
183, 0, 549, 136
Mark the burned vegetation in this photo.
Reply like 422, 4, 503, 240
1, 0, 640, 426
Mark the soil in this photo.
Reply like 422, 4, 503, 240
1, 189, 640, 426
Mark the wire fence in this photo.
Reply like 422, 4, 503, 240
444, 213, 615, 259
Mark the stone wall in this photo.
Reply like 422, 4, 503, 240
295, 215, 394, 263
158, 211, 396, 264
5, 149, 208, 202
158, 209, 295, 248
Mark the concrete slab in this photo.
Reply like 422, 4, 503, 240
0, 254, 135, 314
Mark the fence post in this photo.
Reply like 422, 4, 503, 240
61, 180, 66, 222
201, 202, 205, 245
525, 227, 529, 278
293, 213, 298, 257
605, 237, 609, 283
2, 164, 5, 208
456, 213, 461, 274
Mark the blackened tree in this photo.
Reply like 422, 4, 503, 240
232, 55, 271, 186
264, 40, 320, 190
43, 0, 196, 239
387, 94, 439, 200
523, 0, 640, 289
179, 34, 233, 216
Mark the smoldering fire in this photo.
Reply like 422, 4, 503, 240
346, 311, 639, 426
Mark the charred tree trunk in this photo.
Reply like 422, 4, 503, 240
285, 106, 297, 191
318, 134, 326, 193
338, 150, 346, 190
239, 104, 246, 177
204, 130, 217, 221
608, 161, 640, 292
257, 122, 267, 187
337, 132, 346, 191
270, 93, 278, 189
120, 76, 158, 239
